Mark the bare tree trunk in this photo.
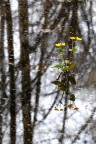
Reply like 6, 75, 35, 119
18, 0, 32, 143
32, 39, 46, 143
4, 1, 16, 144
0, 1, 4, 143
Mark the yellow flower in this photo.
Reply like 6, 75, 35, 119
70, 37, 76, 40
55, 43, 66, 47
76, 37, 82, 41
74, 107, 79, 111
67, 104, 73, 109
55, 43, 62, 47
69, 36, 82, 41
61, 43, 66, 46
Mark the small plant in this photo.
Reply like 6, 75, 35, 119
52, 37, 82, 111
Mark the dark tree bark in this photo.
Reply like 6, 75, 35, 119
31, 36, 46, 143
0, 1, 5, 143
18, 0, 32, 143
4, 0, 16, 144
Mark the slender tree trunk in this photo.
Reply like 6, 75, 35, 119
18, 0, 32, 143
69, 1, 78, 37
32, 40, 45, 143
0, 1, 4, 143
0, 1, 7, 143
4, 1, 16, 144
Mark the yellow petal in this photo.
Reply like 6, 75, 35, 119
61, 43, 66, 46
76, 37, 82, 41
55, 43, 61, 47
70, 37, 76, 40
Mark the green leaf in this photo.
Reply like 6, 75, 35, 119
69, 75, 76, 85
72, 47, 77, 53
52, 63, 62, 68
58, 86, 68, 91
61, 66, 69, 72
69, 94, 75, 101
60, 79, 65, 85
51, 80, 61, 85
59, 48, 65, 54
69, 63, 77, 69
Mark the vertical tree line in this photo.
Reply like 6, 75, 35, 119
18, 0, 32, 143
4, 1, 16, 144
0, 0, 5, 143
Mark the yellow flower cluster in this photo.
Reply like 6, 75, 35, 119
55, 43, 66, 47
55, 37, 82, 47
70, 37, 82, 41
